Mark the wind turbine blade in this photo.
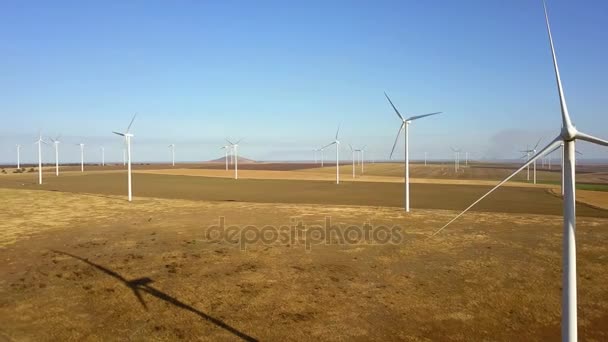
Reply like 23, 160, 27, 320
349, 144, 353, 151
126, 114, 137, 133
321, 142, 336, 150
113, 131, 126, 137
389, 123, 405, 159
432, 137, 562, 236
335, 125, 341, 140
407, 112, 442, 121
547, 144, 561, 155
575, 151, 583, 156
543, 0, 573, 130
384, 92, 405, 121
576, 131, 608, 147
226, 139, 234, 145
235, 138, 243, 145
534, 137, 542, 150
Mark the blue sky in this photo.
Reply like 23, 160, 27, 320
1, 0, 607, 164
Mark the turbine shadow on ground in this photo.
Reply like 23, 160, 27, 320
50, 250, 258, 342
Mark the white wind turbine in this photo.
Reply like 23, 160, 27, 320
100, 146, 105, 166
220, 145, 229, 170
348, 144, 356, 179
50, 135, 61, 176
319, 148, 325, 167
435, 3, 608, 340
113, 114, 137, 202
321, 126, 341, 185
168, 144, 175, 166
16, 144, 21, 169
35, 134, 48, 185
355, 146, 366, 175
521, 138, 542, 183
385, 93, 442, 212
450, 147, 461, 173
77, 143, 85, 172
226, 139, 242, 180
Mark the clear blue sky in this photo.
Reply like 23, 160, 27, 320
1, 0, 607, 164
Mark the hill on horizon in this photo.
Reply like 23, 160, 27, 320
207, 155, 256, 163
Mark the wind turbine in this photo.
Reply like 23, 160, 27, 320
226, 139, 242, 179
319, 148, 325, 167
355, 146, 366, 175
35, 134, 48, 184
521, 138, 542, 183
100, 146, 105, 166
220, 145, 229, 170
16, 144, 21, 169
77, 143, 85, 172
386, 92, 441, 212
49, 135, 61, 176
435, 3, 608, 340
321, 126, 341, 185
349, 144, 356, 179
168, 144, 175, 167
450, 147, 461, 173
113, 114, 137, 202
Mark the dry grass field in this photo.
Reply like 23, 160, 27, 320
1, 164, 608, 341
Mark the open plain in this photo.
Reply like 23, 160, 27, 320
1, 162, 608, 341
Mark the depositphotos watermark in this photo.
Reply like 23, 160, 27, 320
205, 217, 403, 250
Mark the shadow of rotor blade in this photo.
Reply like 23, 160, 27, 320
139, 285, 258, 341
51, 250, 258, 342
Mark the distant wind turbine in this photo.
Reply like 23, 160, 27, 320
168, 144, 175, 167
385, 92, 442, 212
220, 145, 229, 170
77, 143, 85, 172
35, 134, 48, 184
450, 147, 461, 173
319, 148, 325, 167
355, 146, 366, 175
521, 138, 542, 183
50, 135, 61, 176
16, 144, 21, 169
113, 114, 137, 202
436, 3, 608, 340
349, 144, 356, 179
321, 125, 341, 184
100, 146, 105, 166
226, 139, 242, 180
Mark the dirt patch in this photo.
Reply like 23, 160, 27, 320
0, 173, 606, 217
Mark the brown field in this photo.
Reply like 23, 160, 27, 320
0, 172, 607, 217
2, 164, 608, 341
